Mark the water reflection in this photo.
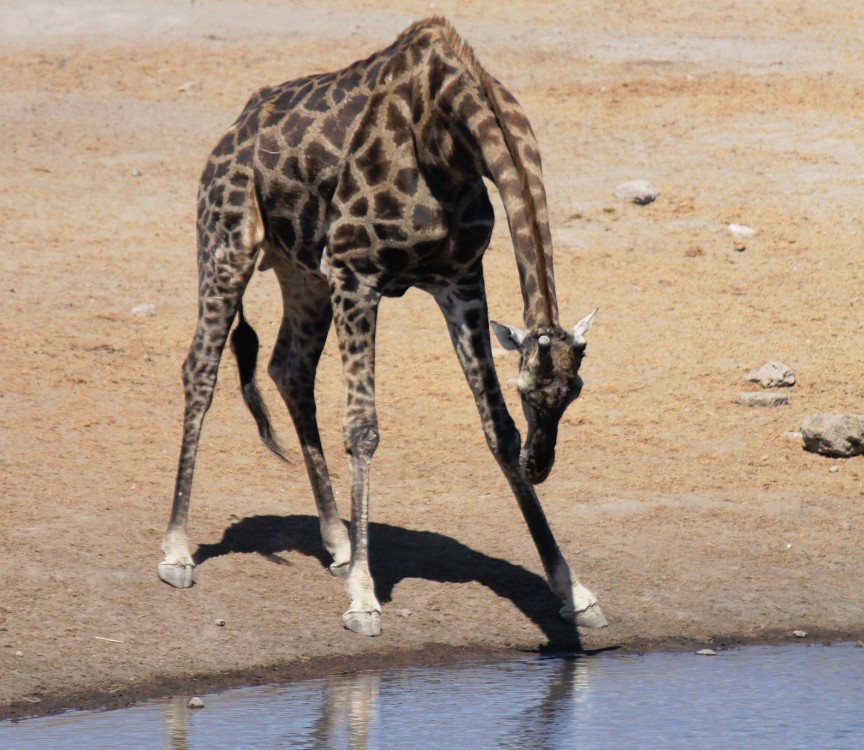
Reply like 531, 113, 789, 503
154, 657, 593, 750
161, 697, 190, 750
4, 645, 864, 749
312, 673, 380, 750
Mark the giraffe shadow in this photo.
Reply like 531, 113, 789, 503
194, 514, 584, 651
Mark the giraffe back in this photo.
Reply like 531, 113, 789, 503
196, 17, 556, 312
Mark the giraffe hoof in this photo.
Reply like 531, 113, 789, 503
157, 562, 195, 589
329, 561, 350, 579
342, 610, 381, 636
560, 601, 608, 629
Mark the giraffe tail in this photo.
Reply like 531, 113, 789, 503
230, 302, 290, 462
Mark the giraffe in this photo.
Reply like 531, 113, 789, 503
158, 17, 607, 637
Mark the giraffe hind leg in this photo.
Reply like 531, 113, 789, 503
268, 268, 351, 573
159, 194, 264, 588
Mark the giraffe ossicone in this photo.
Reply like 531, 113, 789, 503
158, 16, 606, 635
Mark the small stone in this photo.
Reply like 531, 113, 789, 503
187, 697, 205, 709
728, 223, 756, 239
178, 81, 196, 92
696, 649, 716, 656
793, 630, 807, 638
395, 608, 413, 618
784, 431, 803, 441
829, 466, 839, 474
14, 650, 23, 657
801, 413, 864, 457
130, 169, 143, 178
842, 522, 852, 531
734, 392, 789, 408
733, 242, 747, 252
684, 245, 704, 257
613, 180, 659, 205
746, 361, 795, 388
215, 619, 226, 627
131, 302, 156, 317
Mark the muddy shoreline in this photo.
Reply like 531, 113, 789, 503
7, 630, 860, 722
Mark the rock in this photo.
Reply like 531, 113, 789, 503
131, 302, 156, 317
800, 413, 864, 457
696, 649, 717, 656
734, 392, 789, 408
829, 466, 839, 474
728, 223, 756, 238
187, 697, 205, 709
215, 618, 226, 627
395, 608, 413, 618
613, 180, 659, 205
746, 361, 795, 388
178, 81, 196, 93
793, 630, 807, 638
130, 169, 143, 178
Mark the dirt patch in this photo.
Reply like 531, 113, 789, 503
2, 0, 862, 721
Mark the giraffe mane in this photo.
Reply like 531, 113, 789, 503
423, 16, 555, 326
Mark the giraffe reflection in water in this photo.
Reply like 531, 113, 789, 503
158, 657, 593, 749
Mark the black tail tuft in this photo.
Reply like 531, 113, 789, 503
230, 303, 290, 463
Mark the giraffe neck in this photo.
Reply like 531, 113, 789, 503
437, 19, 559, 330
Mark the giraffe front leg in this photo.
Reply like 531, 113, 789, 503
331, 270, 382, 636
433, 281, 607, 629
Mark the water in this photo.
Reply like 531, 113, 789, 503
3, 644, 863, 749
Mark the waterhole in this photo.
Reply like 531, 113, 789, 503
4, 643, 863, 749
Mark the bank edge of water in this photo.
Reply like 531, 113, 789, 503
4, 627, 862, 723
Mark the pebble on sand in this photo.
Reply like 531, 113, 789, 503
613, 180, 659, 205
728, 223, 756, 239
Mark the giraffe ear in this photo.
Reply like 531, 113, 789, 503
490, 321, 526, 351
571, 308, 598, 346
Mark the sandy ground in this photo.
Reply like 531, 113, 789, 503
2, 0, 863, 720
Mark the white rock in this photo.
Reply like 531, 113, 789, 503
178, 81, 196, 92
696, 648, 717, 656
131, 302, 156, 317
746, 361, 795, 388
130, 169, 143, 178
728, 224, 756, 238
793, 630, 807, 638
613, 180, 659, 205
187, 697, 205, 709
395, 608, 413, 618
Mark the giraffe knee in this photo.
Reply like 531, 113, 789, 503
345, 422, 379, 460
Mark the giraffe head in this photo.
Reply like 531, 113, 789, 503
491, 309, 597, 484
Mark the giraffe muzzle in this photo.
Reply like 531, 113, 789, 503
520, 428, 557, 484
